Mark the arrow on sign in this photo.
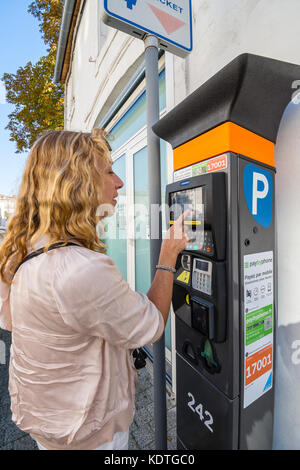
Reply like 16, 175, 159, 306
124, 0, 138, 9
148, 4, 186, 35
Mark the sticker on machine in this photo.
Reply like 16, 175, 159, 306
173, 153, 228, 182
243, 251, 274, 408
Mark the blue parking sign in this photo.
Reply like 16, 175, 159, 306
244, 164, 273, 228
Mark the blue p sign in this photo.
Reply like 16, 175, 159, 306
244, 164, 273, 228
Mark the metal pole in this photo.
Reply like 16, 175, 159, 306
144, 34, 167, 450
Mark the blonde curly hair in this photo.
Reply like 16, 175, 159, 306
0, 128, 111, 284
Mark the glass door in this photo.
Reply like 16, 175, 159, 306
132, 143, 171, 353
104, 154, 127, 280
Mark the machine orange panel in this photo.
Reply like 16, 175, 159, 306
173, 122, 275, 171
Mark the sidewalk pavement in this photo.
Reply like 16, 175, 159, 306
0, 329, 177, 450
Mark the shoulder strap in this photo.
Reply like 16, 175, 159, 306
13, 242, 79, 278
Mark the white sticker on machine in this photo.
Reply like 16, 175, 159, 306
243, 251, 274, 408
173, 153, 228, 182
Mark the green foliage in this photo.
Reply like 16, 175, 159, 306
28, 0, 63, 50
2, 0, 64, 153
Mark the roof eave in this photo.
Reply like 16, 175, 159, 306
53, 0, 80, 84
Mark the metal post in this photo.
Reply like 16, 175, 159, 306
144, 34, 167, 450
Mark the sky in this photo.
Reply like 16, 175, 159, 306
0, 0, 47, 196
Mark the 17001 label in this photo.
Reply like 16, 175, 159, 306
245, 344, 273, 386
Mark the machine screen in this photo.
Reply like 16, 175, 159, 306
196, 260, 208, 272
170, 187, 205, 251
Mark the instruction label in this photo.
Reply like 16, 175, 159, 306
243, 251, 273, 408
176, 270, 190, 284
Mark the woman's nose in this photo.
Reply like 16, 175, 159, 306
116, 175, 124, 189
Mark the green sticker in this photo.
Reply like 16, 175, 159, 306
245, 305, 273, 346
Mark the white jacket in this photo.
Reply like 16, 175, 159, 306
0, 236, 164, 450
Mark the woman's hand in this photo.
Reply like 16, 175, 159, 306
147, 211, 190, 327
159, 211, 190, 268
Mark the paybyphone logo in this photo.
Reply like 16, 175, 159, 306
244, 257, 272, 269
244, 164, 273, 228
124, 0, 138, 9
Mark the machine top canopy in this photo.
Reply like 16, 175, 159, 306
153, 53, 300, 148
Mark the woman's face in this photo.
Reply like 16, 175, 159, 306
101, 161, 124, 209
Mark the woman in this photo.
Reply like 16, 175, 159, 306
0, 128, 188, 450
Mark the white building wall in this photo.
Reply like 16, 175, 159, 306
172, 0, 300, 105
0, 195, 16, 225
65, 0, 145, 131
273, 101, 300, 449
65, 0, 300, 448
66, 0, 300, 130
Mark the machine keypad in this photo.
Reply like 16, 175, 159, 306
192, 259, 212, 295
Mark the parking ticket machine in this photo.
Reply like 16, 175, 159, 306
153, 54, 300, 450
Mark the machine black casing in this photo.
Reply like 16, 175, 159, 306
167, 155, 276, 450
